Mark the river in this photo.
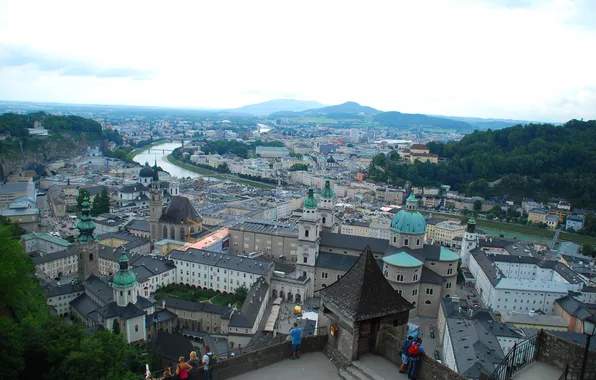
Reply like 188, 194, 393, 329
133, 142, 208, 179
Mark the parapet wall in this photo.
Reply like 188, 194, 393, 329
375, 327, 468, 380
535, 330, 596, 370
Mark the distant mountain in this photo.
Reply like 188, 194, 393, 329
374, 111, 473, 131
229, 99, 325, 115
270, 101, 379, 119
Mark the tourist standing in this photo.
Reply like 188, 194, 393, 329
289, 322, 302, 359
407, 338, 425, 380
400, 336, 414, 373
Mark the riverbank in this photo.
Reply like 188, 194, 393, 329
166, 155, 275, 189
125, 139, 167, 161
419, 210, 596, 246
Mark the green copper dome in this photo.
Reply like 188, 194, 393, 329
112, 251, 137, 288
76, 195, 96, 244
304, 187, 318, 209
321, 179, 334, 199
390, 209, 426, 235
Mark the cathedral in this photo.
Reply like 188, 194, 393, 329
272, 180, 460, 318
148, 171, 203, 243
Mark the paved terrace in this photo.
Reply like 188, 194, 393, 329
228, 352, 340, 380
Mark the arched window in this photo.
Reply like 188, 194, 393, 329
393, 237, 397, 243
396, 274, 404, 282
163, 225, 168, 239
416, 239, 420, 246
120, 291, 124, 296
425, 300, 432, 305
304, 229, 309, 238
135, 325, 139, 332
180, 227, 185, 240
413, 273, 419, 282
404, 238, 409, 246
89, 253, 94, 261
170, 226, 175, 240
322, 217, 326, 224
128, 290, 131, 296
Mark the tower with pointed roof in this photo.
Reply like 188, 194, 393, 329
319, 179, 335, 229
297, 187, 321, 298
460, 218, 478, 268
317, 246, 413, 360
389, 192, 426, 250
112, 250, 138, 306
149, 173, 162, 242
77, 195, 99, 281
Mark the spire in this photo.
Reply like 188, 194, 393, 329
321, 178, 334, 199
304, 187, 318, 209
405, 192, 417, 211
113, 248, 137, 289
76, 195, 96, 243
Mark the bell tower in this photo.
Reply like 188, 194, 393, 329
149, 178, 162, 242
77, 195, 98, 281
319, 179, 335, 229
296, 188, 321, 298
460, 218, 478, 268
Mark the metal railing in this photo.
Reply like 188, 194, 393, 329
488, 335, 537, 380
558, 364, 596, 380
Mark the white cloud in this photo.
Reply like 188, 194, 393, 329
0, 0, 595, 121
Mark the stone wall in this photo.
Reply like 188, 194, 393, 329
375, 328, 467, 380
535, 330, 596, 370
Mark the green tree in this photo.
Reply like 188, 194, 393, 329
490, 205, 502, 216
388, 150, 401, 161
76, 188, 91, 211
234, 285, 249, 304
583, 244, 595, 257
99, 188, 111, 214
473, 200, 483, 212
289, 163, 309, 171
91, 195, 101, 217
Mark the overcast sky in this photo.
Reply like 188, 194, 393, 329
1, 0, 595, 121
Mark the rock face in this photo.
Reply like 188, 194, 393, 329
0, 133, 104, 176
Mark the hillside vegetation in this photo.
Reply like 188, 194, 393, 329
369, 119, 596, 208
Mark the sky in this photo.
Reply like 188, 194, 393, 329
0, 0, 595, 122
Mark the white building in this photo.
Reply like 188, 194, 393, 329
167, 248, 274, 294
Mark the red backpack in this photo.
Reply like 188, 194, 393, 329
408, 342, 419, 356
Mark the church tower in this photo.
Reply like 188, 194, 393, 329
460, 218, 478, 268
296, 188, 321, 298
112, 251, 138, 306
149, 176, 162, 242
77, 195, 99, 281
389, 192, 426, 250
319, 179, 335, 229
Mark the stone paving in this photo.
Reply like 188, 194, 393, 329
513, 362, 563, 380
227, 352, 340, 380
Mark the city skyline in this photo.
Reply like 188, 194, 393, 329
1, 0, 595, 122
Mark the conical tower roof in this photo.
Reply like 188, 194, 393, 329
304, 187, 318, 209
318, 246, 413, 322
76, 195, 95, 243
321, 179, 334, 199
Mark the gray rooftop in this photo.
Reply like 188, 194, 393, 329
229, 277, 269, 328
82, 274, 114, 306
43, 281, 84, 298
168, 249, 273, 276
127, 218, 150, 232
32, 246, 78, 264
320, 231, 389, 254
230, 219, 298, 238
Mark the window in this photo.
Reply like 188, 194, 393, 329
120, 291, 124, 296
404, 238, 409, 246
303, 257, 308, 264
396, 274, 404, 282
412, 288, 418, 296
447, 268, 453, 275
135, 325, 139, 332
397, 289, 403, 295
304, 230, 309, 238
384, 270, 388, 277
393, 237, 397, 243
337, 274, 342, 280
426, 288, 433, 295
446, 282, 452, 289
416, 239, 420, 246
412, 273, 419, 282
425, 300, 431, 305
322, 217, 326, 224
321, 272, 328, 279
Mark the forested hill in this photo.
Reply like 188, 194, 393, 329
369, 119, 596, 208
0, 112, 103, 138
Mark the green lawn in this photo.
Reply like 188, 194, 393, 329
155, 284, 242, 307
167, 155, 275, 189
419, 211, 596, 246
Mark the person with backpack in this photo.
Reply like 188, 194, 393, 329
407, 338, 425, 380
202, 346, 217, 380
400, 336, 414, 373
